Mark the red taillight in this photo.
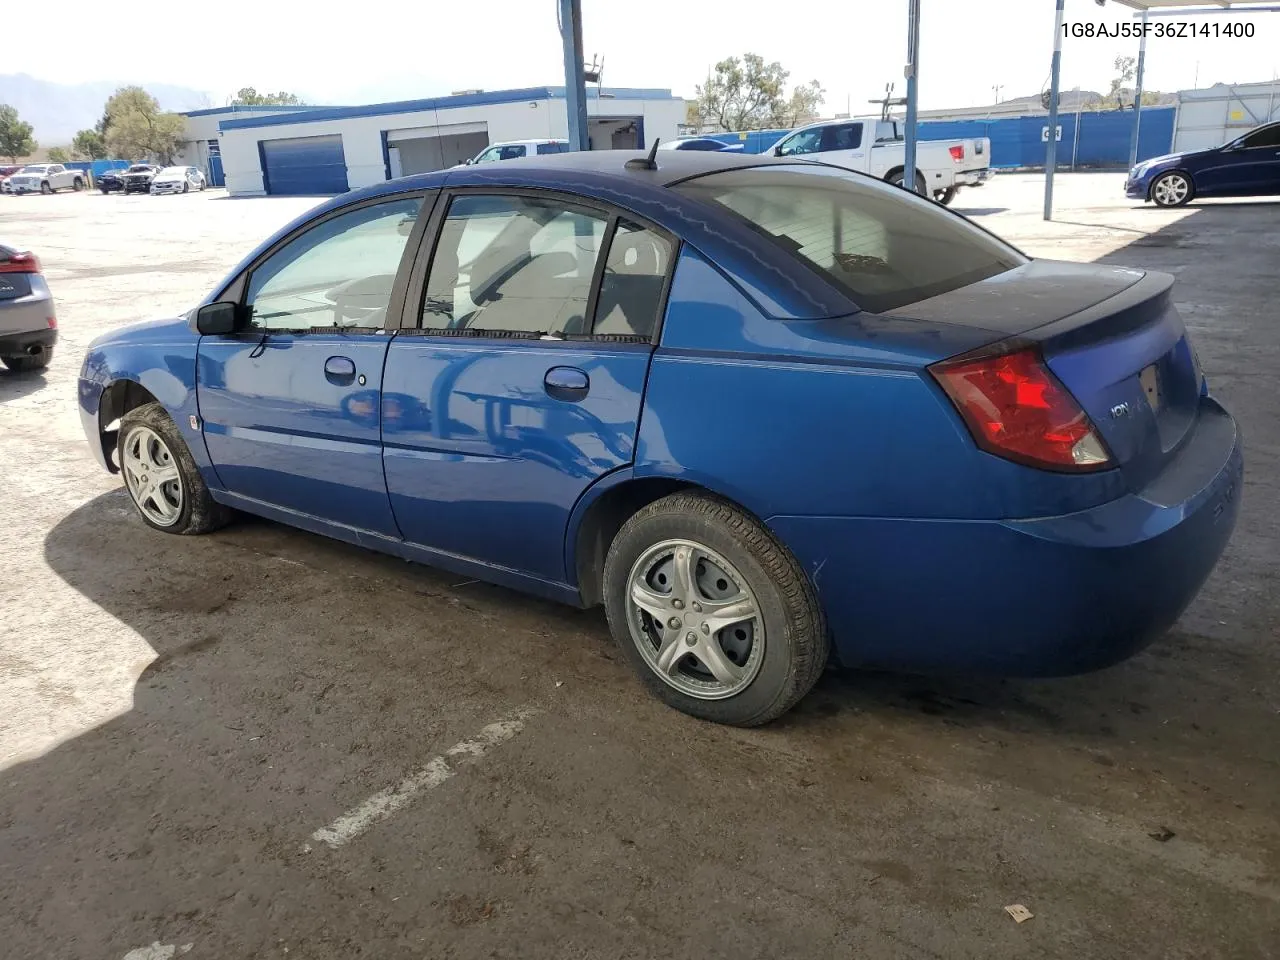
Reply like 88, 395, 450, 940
0, 251, 41, 274
949, 144, 965, 162
48, 316, 57, 329
931, 346, 1111, 472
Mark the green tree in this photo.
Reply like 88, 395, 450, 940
0, 104, 37, 162
46, 146, 71, 163
694, 54, 790, 131
774, 79, 825, 127
230, 87, 304, 106
1109, 55, 1137, 110
102, 86, 185, 164
72, 128, 108, 159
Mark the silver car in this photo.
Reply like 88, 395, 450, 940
0, 243, 57, 371
150, 165, 207, 195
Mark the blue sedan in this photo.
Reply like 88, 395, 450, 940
78, 150, 1242, 725
1127, 120, 1280, 206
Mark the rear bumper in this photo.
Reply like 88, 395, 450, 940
954, 168, 992, 187
769, 397, 1243, 677
0, 323, 56, 358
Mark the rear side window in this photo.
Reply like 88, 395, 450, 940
1240, 125, 1280, 149
536, 142, 567, 155
593, 221, 675, 338
675, 164, 1025, 313
821, 124, 862, 150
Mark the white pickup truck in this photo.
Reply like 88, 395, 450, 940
767, 117, 992, 205
4, 163, 84, 195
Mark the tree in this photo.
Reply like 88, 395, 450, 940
0, 104, 37, 162
1109, 55, 1137, 109
102, 86, 185, 164
72, 129, 108, 159
46, 146, 71, 163
694, 54, 790, 131
230, 87, 303, 106
774, 79, 825, 128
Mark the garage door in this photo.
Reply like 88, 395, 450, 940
260, 135, 348, 195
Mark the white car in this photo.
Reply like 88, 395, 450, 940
149, 166, 207, 195
5, 163, 85, 195
767, 117, 993, 205
455, 140, 570, 167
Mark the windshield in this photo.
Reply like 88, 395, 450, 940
19, 165, 49, 173
159, 167, 186, 176
675, 164, 1025, 313
127, 165, 152, 173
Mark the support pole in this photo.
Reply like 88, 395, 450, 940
1129, 10, 1149, 170
1044, 0, 1066, 220
559, 0, 589, 152
904, 0, 922, 194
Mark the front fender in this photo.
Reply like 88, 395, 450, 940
77, 317, 216, 479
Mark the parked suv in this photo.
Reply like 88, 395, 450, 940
0, 165, 21, 194
122, 164, 161, 194
5, 164, 84, 195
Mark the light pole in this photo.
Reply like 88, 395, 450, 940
1044, 0, 1067, 220
559, 0, 589, 152
904, 0, 922, 194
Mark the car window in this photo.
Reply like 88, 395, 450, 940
775, 129, 824, 157
21, 165, 48, 173
675, 164, 1025, 313
498, 145, 527, 161
49, 165, 64, 173
875, 121, 902, 143
472, 146, 504, 164
1240, 125, 1280, 149
536, 142, 567, 155
592, 221, 675, 338
245, 196, 424, 331
422, 194, 608, 335
820, 124, 863, 151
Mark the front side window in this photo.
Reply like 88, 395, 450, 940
675, 165, 1025, 313
422, 194, 607, 335
473, 146, 504, 164
21, 165, 48, 173
1240, 125, 1280, 149
245, 196, 423, 330
776, 129, 823, 157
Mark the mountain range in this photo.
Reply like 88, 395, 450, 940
0, 74, 215, 145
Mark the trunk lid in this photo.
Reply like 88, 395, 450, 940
892, 260, 1203, 491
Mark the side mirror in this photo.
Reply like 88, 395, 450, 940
773, 145, 785, 157
195, 301, 242, 335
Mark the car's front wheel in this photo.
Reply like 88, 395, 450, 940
39, 181, 51, 195
118, 402, 232, 535
603, 492, 828, 726
1151, 171, 1194, 207
73, 178, 84, 191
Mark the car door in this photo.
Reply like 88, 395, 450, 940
197, 192, 430, 536
816, 122, 866, 168
381, 190, 676, 585
1196, 125, 1280, 195
774, 127, 824, 159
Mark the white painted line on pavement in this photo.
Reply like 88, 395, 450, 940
308, 711, 533, 849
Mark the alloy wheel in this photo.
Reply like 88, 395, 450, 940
121, 425, 184, 526
1153, 173, 1191, 206
625, 538, 765, 700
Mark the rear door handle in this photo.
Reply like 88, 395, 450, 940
325, 355, 356, 383
544, 366, 589, 402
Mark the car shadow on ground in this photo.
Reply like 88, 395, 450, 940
0, 365, 51, 403
951, 206, 1008, 217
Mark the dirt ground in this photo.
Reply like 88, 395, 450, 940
1, 175, 1277, 960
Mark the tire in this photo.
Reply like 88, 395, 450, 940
887, 168, 928, 196
182, 182, 189, 193
40, 181, 51, 195
100, 187, 110, 195
2, 348, 51, 372
117, 402, 232, 535
935, 186, 957, 206
602, 492, 828, 726
73, 178, 84, 191
1151, 170, 1194, 208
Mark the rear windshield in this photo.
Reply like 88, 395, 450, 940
674, 164, 1025, 313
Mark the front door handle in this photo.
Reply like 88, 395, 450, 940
325, 355, 357, 384
544, 366, 589, 402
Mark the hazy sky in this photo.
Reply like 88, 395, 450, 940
18, 0, 1280, 110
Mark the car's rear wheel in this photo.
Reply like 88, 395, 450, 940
73, 178, 84, 191
118, 402, 232, 535
935, 186, 957, 206
603, 492, 828, 726
1151, 171, 1194, 207
2, 348, 51, 372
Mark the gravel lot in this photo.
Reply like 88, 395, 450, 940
1, 176, 1277, 959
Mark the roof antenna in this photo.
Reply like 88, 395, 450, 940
625, 139, 660, 170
